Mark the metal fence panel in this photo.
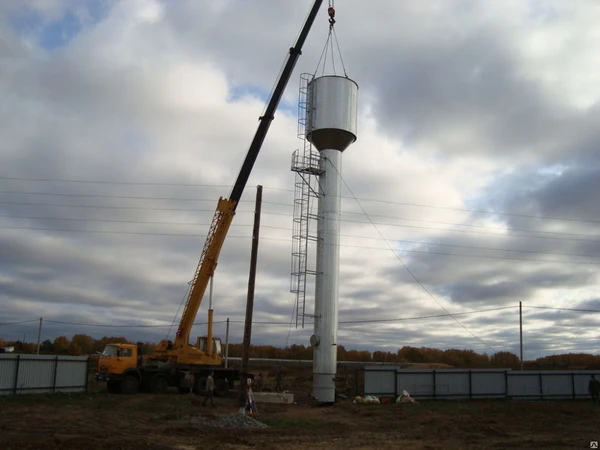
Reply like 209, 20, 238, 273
365, 368, 599, 400
436, 371, 468, 396
507, 372, 539, 398
541, 373, 573, 397
55, 358, 88, 392
17, 358, 57, 395
0, 357, 18, 393
364, 368, 396, 396
0, 354, 88, 395
471, 371, 506, 396
397, 371, 434, 396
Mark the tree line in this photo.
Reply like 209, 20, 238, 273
1, 335, 598, 369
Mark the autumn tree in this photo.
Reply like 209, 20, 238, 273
288, 344, 310, 360
490, 351, 520, 369
398, 346, 426, 363
71, 334, 95, 355
67, 340, 82, 355
372, 351, 397, 363
40, 339, 54, 353
535, 353, 600, 369
346, 349, 372, 362
53, 336, 70, 354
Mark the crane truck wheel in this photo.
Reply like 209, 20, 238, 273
150, 375, 169, 394
120, 375, 140, 395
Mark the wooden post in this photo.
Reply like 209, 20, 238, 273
36, 317, 43, 355
519, 301, 523, 370
239, 185, 263, 405
225, 318, 230, 369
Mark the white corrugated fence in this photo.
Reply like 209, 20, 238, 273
364, 366, 599, 400
0, 354, 89, 395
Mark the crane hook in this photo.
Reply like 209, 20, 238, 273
328, 6, 336, 29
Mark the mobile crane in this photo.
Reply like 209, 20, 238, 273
95, 0, 324, 395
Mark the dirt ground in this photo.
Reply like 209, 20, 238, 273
1, 370, 599, 449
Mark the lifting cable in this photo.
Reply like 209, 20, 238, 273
313, 0, 348, 78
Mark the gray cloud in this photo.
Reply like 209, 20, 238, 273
1, 0, 599, 360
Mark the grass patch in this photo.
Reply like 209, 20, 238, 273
260, 417, 328, 429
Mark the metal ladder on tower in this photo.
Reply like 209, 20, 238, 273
290, 73, 322, 328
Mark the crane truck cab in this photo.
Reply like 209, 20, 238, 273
95, 343, 143, 394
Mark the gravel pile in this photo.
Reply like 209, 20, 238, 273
156, 413, 268, 429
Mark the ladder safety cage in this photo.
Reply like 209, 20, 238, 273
291, 73, 322, 328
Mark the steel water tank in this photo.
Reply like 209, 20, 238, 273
306, 75, 358, 152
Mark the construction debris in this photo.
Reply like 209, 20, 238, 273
396, 390, 417, 404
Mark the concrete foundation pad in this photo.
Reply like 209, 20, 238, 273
252, 392, 294, 404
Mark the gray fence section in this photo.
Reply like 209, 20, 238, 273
364, 366, 598, 400
0, 354, 89, 395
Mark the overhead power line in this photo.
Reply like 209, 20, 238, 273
2, 305, 598, 330
524, 306, 600, 313
2, 196, 598, 242
4, 213, 599, 259
342, 218, 600, 243
2, 175, 600, 224
0, 190, 235, 202
0, 175, 232, 188
338, 306, 516, 324
343, 211, 600, 240
0, 200, 291, 215
352, 197, 600, 225
0, 319, 40, 326
43, 319, 228, 328
0, 306, 517, 329
0, 224, 599, 265
2, 204, 599, 244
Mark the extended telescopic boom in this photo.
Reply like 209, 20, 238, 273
171, 0, 324, 352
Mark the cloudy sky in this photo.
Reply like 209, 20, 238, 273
1, 0, 599, 360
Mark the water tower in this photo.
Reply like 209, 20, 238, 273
305, 75, 358, 403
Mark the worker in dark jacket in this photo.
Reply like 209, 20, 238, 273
203, 372, 216, 407
589, 374, 600, 404
275, 368, 283, 392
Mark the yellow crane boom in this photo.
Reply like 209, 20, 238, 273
154, 0, 325, 366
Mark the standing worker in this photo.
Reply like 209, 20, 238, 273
276, 368, 283, 392
589, 374, 600, 404
203, 372, 216, 407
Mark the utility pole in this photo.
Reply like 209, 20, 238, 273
36, 317, 43, 355
225, 318, 230, 369
239, 185, 263, 405
519, 301, 523, 370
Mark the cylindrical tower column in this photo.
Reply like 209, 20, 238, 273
313, 149, 342, 402
306, 75, 358, 403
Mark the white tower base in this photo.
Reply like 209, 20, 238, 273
312, 149, 342, 403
